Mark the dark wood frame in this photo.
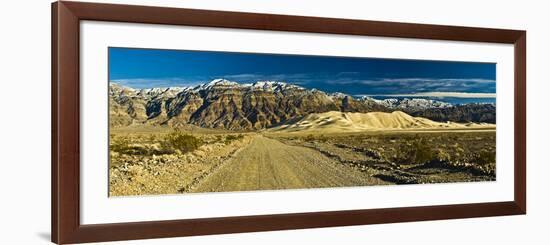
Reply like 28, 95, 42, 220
52, 1, 526, 244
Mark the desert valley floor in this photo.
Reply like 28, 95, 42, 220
109, 122, 496, 196
108, 80, 497, 196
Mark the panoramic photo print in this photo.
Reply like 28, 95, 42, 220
108, 47, 496, 196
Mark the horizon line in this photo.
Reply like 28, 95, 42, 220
358, 92, 496, 98
110, 82, 495, 99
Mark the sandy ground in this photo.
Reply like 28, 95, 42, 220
271, 111, 495, 133
191, 135, 388, 193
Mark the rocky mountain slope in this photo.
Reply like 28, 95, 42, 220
362, 97, 452, 111
409, 103, 496, 123
109, 79, 496, 130
361, 97, 496, 123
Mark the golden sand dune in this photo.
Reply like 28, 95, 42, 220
270, 111, 495, 133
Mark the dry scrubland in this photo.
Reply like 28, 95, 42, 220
109, 125, 496, 196
267, 129, 496, 185
109, 126, 252, 196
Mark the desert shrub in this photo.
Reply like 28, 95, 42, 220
224, 134, 244, 144
392, 140, 436, 164
305, 134, 315, 141
364, 148, 382, 160
225, 134, 243, 141
110, 137, 130, 153
117, 145, 150, 155
111, 134, 174, 155
161, 129, 202, 154
111, 143, 159, 155
435, 149, 452, 162
412, 140, 435, 164
387, 135, 398, 141
474, 150, 496, 165
316, 136, 328, 143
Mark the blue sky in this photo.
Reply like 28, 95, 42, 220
109, 47, 496, 97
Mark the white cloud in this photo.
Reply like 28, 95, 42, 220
385, 78, 492, 83
111, 78, 204, 89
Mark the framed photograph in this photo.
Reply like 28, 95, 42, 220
52, 1, 526, 244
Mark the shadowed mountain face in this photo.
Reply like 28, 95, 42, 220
109, 79, 496, 130
408, 104, 496, 124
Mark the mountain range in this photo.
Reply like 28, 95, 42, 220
110, 79, 496, 130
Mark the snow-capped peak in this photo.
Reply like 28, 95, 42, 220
207, 78, 238, 87
137, 87, 188, 97
247, 81, 288, 91
366, 97, 451, 109
192, 79, 239, 91
329, 92, 350, 99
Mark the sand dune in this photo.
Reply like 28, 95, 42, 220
270, 111, 495, 133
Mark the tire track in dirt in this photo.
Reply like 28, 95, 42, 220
191, 135, 387, 193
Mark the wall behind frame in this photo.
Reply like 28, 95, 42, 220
0, 0, 545, 244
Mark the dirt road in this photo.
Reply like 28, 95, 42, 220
191, 135, 386, 193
